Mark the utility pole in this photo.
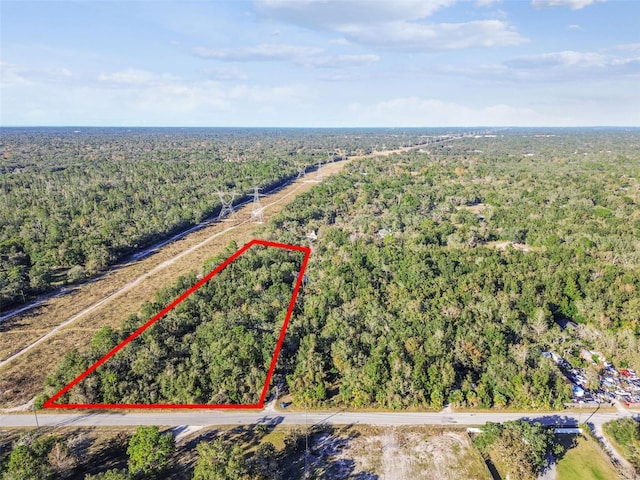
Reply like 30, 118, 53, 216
33, 403, 39, 429
584, 399, 601, 426
305, 401, 309, 479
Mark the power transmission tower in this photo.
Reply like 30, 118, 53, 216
217, 191, 237, 221
251, 186, 265, 224
296, 162, 307, 179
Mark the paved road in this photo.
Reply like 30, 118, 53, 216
0, 409, 634, 429
2, 407, 635, 478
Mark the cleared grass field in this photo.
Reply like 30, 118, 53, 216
556, 434, 621, 480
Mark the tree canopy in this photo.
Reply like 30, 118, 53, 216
126, 426, 175, 478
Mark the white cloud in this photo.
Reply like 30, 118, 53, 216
256, 0, 457, 28
2, 70, 314, 126
192, 44, 323, 62
531, 0, 605, 9
476, 0, 502, 6
97, 68, 179, 86
341, 20, 525, 51
0, 63, 29, 87
1, 63, 72, 87
256, 0, 526, 51
610, 43, 640, 53
192, 43, 378, 68
94, 69, 311, 108
567, 24, 582, 30
505, 49, 640, 77
201, 65, 249, 81
436, 46, 640, 83
506, 51, 608, 68
329, 38, 351, 46
319, 72, 369, 82
348, 96, 556, 126
304, 54, 380, 68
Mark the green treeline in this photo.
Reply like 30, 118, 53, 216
43, 243, 304, 405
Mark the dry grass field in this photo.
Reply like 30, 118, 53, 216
325, 426, 490, 480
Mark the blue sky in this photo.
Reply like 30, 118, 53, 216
1, 0, 639, 126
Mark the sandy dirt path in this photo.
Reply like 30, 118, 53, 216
592, 422, 635, 478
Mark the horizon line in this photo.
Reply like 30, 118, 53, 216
2, 125, 639, 129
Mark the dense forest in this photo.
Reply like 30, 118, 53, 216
43, 242, 305, 406
41, 129, 640, 411
262, 130, 640, 409
0, 127, 437, 311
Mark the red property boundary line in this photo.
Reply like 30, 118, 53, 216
43, 239, 311, 410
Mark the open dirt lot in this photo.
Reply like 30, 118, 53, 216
304, 426, 490, 480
